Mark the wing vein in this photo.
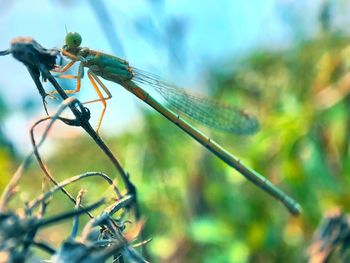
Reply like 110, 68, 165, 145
132, 68, 259, 135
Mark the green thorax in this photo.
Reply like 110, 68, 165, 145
80, 48, 133, 83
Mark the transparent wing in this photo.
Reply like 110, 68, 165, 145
132, 68, 259, 135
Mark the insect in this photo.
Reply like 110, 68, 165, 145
54, 32, 301, 215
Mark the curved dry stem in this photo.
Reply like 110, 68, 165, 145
29, 97, 97, 218
27, 172, 121, 211
0, 98, 78, 211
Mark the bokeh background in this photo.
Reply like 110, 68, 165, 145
1, 0, 350, 262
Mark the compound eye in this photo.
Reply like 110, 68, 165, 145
65, 32, 82, 49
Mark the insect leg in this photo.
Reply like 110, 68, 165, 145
85, 70, 112, 133
51, 62, 84, 95
52, 60, 76, 73
84, 71, 112, 103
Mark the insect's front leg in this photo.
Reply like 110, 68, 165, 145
52, 60, 76, 73
50, 62, 85, 96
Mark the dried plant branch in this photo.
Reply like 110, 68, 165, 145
0, 37, 140, 220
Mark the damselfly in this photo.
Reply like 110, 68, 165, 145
54, 32, 301, 215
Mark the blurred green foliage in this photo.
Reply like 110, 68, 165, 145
1, 32, 350, 262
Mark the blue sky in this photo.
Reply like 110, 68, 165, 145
0, 0, 325, 152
